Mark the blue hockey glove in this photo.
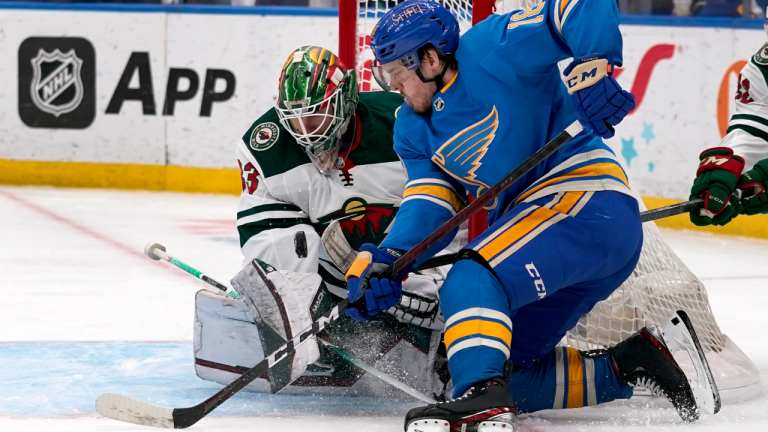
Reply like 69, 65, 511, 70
344, 244, 409, 321
563, 54, 636, 139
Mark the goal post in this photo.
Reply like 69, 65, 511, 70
340, 0, 761, 403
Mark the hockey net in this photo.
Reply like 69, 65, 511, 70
340, 0, 761, 400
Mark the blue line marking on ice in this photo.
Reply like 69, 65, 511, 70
0, 343, 414, 418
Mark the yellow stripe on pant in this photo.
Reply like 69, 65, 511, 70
475, 192, 587, 265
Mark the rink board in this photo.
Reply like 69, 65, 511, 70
1, 5, 768, 235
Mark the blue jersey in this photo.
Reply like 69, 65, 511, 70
382, 0, 633, 258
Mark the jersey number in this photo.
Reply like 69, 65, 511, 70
239, 160, 259, 194
735, 74, 755, 104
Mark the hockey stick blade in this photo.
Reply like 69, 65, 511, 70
96, 299, 349, 429
381, 121, 583, 278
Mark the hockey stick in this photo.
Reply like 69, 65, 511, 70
96, 122, 583, 429
96, 244, 431, 428
96, 297, 349, 428
148, 241, 436, 402
319, 340, 436, 403
143, 242, 242, 301
380, 120, 585, 279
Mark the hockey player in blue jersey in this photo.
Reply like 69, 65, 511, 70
344, 1, 717, 430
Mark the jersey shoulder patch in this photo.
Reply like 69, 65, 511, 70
241, 108, 311, 178
753, 43, 768, 67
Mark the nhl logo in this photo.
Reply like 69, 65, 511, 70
434, 97, 445, 112
30, 48, 84, 117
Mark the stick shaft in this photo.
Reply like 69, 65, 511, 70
322, 342, 436, 403
152, 248, 241, 301
384, 121, 583, 278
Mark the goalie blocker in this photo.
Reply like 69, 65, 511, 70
193, 258, 450, 397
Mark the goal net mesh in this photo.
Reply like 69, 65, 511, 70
348, 0, 759, 396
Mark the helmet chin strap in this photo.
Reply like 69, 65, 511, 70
415, 62, 449, 90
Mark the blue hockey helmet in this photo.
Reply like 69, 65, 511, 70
370, 0, 460, 70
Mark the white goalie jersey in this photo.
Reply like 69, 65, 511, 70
721, 43, 768, 167
193, 92, 462, 397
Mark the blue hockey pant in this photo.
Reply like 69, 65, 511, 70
440, 190, 642, 407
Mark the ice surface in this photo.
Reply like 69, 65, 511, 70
1, 185, 767, 431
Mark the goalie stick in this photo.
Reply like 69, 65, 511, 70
96, 121, 583, 429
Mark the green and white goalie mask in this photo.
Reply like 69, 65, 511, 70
276, 46, 359, 174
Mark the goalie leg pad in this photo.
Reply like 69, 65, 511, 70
230, 259, 322, 393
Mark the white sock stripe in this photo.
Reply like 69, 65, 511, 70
489, 213, 568, 267
444, 307, 513, 330
553, 347, 565, 410
585, 356, 597, 406
446, 337, 510, 360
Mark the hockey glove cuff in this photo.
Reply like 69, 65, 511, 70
689, 147, 745, 226
345, 244, 410, 321
738, 157, 768, 215
564, 54, 636, 139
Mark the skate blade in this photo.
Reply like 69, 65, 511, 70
661, 310, 722, 415
407, 419, 450, 432
407, 413, 516, 432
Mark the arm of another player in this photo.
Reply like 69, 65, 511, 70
236, 142, 320, 271
721, 54, 768, 217
344, 134, 466, 321
553, 0, 635, 138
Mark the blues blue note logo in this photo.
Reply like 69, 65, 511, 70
432, 107, 499, 209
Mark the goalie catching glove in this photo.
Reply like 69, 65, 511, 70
689, 147, 745, 226
345, 244, 412, 321
737, 158, 768, 215
563, 54, 636, 139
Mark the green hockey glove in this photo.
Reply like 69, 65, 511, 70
689, 147, 745, 226
738, 158, 768, 215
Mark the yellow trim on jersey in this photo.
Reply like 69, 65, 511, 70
516, 162, 629, 205
560, 0, 574, 15
404, 184, 465, 212
444, 319, 512, 351
0, 159, 240, 195
566, 347, 585, 408
441, 71, 459, 93
476, 206, 558, 262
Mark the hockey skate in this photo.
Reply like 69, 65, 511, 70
404, 377, 516, 432
608, 310, 719, 422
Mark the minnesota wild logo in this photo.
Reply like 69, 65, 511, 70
318, 198, 397, 250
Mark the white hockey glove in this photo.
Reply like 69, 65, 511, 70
231, 259, 323, 393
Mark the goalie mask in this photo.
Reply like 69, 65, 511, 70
276, 46, 359, 175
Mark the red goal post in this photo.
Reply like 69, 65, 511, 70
339, 0, 496, 240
